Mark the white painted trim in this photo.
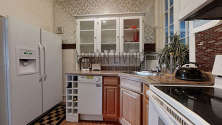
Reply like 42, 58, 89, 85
191, 20, 220, 33
76, 20, 80, 53
75, 12, 145, 18
188, 20, 221, 62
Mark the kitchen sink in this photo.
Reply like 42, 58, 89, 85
124, 71, 160, 76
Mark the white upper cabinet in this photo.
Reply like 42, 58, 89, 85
77, 19, 96, 53
77, 16, 144, 53
120, 17, 143, 53
99, 17, 120, 53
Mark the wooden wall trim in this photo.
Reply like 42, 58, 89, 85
62, 44, 76, 49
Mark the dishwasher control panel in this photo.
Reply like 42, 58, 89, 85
78, 75, 102, 83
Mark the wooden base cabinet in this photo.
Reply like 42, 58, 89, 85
103, 77, 120, 121
120, 88, 141, 125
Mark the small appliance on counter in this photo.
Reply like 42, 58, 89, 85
175, 63, 208, 82
79, 57, 92, 71
92, 64, 101, 71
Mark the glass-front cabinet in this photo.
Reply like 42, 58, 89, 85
77, 19, 96, 53
77, 16, 143, 53
100, 18, 119, 53
120, 17, 143, 53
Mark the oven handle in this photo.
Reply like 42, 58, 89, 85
149, 91, 175, 125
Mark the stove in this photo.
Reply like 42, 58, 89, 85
154, 86, 222, 125
148, 55, 222, 125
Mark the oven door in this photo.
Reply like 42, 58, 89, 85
149, 91, 176, 125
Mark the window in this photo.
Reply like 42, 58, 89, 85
164, 0, 174, 44
179, 21, 189, 45
180, 21, 186, 44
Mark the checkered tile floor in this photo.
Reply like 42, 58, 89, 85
31, 104, 65, 125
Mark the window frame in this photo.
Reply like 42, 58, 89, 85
164, 0, 174, 45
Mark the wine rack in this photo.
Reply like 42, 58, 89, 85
66, 75, 79, 122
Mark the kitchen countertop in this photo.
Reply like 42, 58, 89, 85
147, 72, 214, 86
66, 70, 122, 76
66, 71, 214, 86
119, 72, 214, 86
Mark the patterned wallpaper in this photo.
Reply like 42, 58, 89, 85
55, 0, 154, 44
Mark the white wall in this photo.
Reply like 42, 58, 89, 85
0, 0, 54, 32
62, 49, 77, 99
54, 3, 76, 44
154, 0, 165, 52
0, 16, 9, 125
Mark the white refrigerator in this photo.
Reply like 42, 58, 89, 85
0, 16, 63, 125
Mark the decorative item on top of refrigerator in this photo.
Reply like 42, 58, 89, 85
16, 48, 38, 75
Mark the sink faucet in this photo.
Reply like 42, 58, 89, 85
139, 60, 145, 71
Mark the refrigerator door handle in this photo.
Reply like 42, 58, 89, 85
38, 42, 43, 82
42, 45, 47, 81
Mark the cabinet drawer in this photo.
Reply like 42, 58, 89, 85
120, 78, 142, 93
103, 76, 119, 86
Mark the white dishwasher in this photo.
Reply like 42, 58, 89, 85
78, 75, 103, 121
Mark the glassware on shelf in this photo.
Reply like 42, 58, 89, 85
123, 19, 140, 53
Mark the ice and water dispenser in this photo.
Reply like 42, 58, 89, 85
16, 48, 38, 75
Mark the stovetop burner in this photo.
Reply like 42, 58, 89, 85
155, 86, 222, 125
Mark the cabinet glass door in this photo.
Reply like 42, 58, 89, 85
123, 18, 140, 53
101, 19, 118, 53
80, 20, 95, 53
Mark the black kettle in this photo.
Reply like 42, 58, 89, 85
175, 63, 207, 82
